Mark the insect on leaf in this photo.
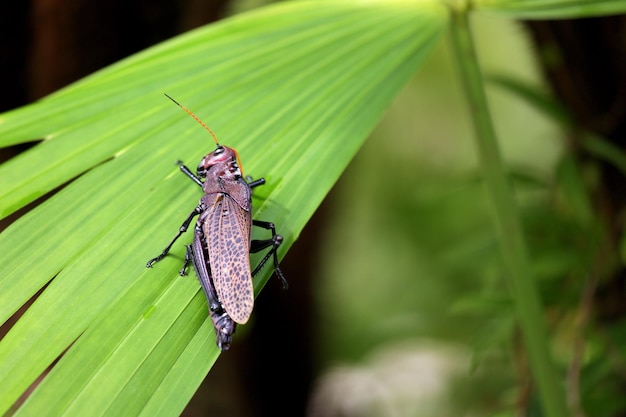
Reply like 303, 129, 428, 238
0, 1, 448, 416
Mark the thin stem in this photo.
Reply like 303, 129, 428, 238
448, 7, 568, 417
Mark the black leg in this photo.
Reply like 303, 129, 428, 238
179, 163, 203, 188
184, 239, 237, 351
250, 220, 287, 289
247, 177, 266, 189
146, 205, 203, 268
180, 245, 193, 276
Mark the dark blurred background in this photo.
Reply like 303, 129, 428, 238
2, 1, 625, 416
0, 0, 230, 108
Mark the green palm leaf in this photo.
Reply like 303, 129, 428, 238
472, 0, 626, 18
0, 1, 447, 416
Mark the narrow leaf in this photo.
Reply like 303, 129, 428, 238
473, 0, 626, 19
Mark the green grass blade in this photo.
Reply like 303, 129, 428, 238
472, 0, 626, 18
0, 1, 447, 416
448, 7, 568, 417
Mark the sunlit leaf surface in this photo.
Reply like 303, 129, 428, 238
0, 1, 447, 416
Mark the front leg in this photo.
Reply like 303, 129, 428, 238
247, 177, 265, 189
179, 162, 204, 188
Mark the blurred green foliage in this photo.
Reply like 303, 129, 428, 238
313, 13, 625, 417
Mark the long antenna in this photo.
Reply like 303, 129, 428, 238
164, 94, 220, 146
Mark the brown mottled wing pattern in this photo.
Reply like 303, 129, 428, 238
204, 193, 253, 324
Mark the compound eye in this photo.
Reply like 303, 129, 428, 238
196, 162, 207, 177
213, 146, 225, 156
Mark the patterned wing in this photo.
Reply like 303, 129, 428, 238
204, 193, 253, 324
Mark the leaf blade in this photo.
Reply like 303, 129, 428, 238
472, 0, 626, 19
0, 1, 447, 416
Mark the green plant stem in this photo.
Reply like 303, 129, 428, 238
448, 8, 568, 417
